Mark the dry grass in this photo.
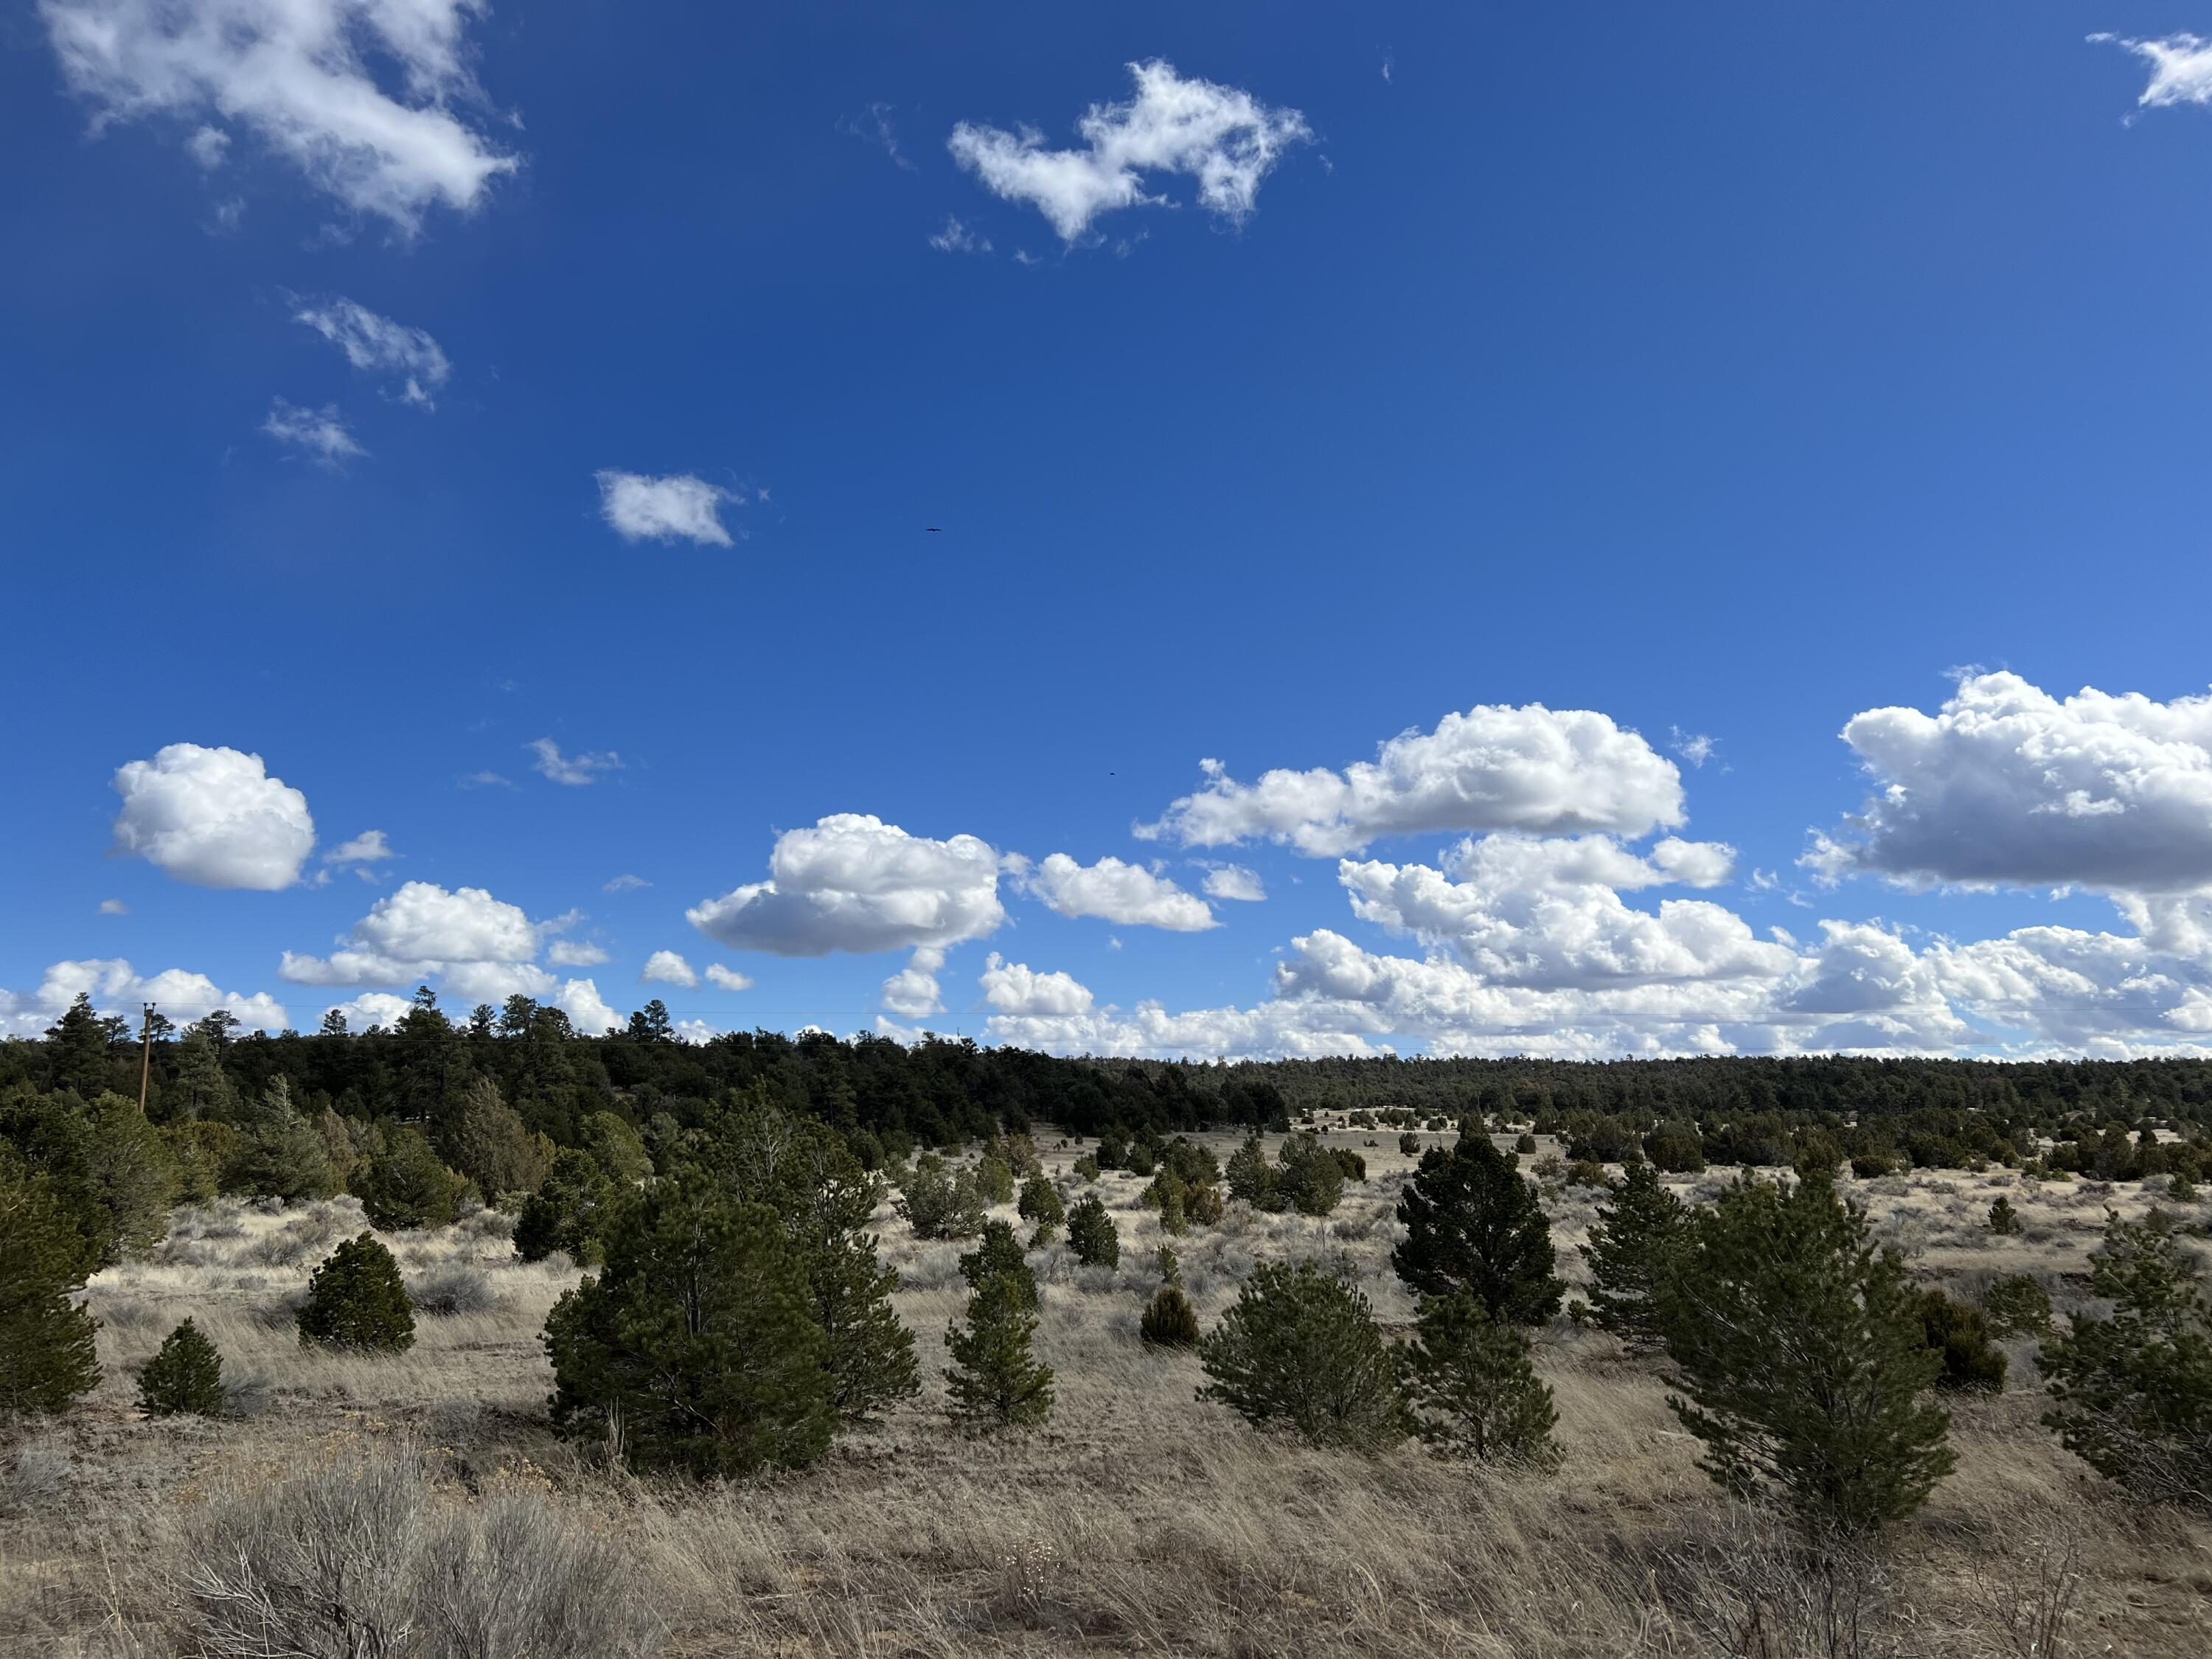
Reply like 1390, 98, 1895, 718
4, 1134, 2208, 1656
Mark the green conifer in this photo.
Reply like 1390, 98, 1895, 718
1066, 1192, 1121, 1267
1404, 1288, 1558, 1464
1394, 1135, 1563, 1326
139, 1318, 225, 1416
1197, 1260, 1406, 1453
296, 1234, 416, 1353
0, 1159, 101, 1413
945, 1272, 1054, 1428
1582, 1160, 1686, 1351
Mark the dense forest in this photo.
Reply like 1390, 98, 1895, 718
4, 988, 2211, 1196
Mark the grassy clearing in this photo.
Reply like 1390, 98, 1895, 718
4, 1130, 2208, 1656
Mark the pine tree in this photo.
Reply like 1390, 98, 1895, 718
170, 1031, 237, 1123
1276, 1133, 1346, 1216
226, 1077, 336, 1203
1989, 1196, 2021, 1236
1225, 1133, 1276, 1208
1404, 1289, 1558, 1464
447, 1077, 553, 1200
960, 1220, 1037, 1310
546, 1172, 836, 1476
514, 1150, 618, 1264
352, 1126, 459, 1229
1017, 1172, 1065, 1228
2040, 1208, 2212, 1511
296, 1234, 416, 1353
695, 1099, 918, 1424
139, 1318, 225, 1416
1394, 1135, 1564, 1326
897, 1152, 987, 1240
1981, 1273, 2053, 1338
1582, 1160, 1685, 1350
973, 1154, 1016, 1206
0, 1158, 101, 1414
1066, 1192, 1121, 1267
1654, 1175, 1952, 1534
945, 1270, 1054, 1429
44, 993, 114, 1099
1197, 1260, 1406, 1453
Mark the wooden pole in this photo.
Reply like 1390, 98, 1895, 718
137, 1002, 156, 1117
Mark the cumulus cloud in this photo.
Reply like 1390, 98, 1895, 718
292, 296, 449, 408
0, 958, 286, 1037
279, 880, 536, 987
319, 990, 412, 1031
2095, 32, 2212, 111
1009, 853, 1215, 931
112, 742, 315, 889
39, 0, 517, 231
880, 947, 945, 1018
526, 738, 622, 786
557, 978, 622, 1035
1806, 672, 2212, 894
262, 398, 364, 463
640, 949, 697, 988
546, 940, 608, 967
1198, 863, 1267, 902
704, 964, 754, 992
1138, 702, 1685, 857
596, 470, 734, 546
687, 813, 1006, 956
979, 952, 1093, 1017
949, 60, 1309, 243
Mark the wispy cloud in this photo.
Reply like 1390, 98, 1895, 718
839, 102, 915, 171
928, 215, 992, 254
262, 398, 364, 465
292, 296, 450, 409
527, 737, 623, 787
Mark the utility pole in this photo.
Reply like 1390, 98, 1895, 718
137, 1002, 157, 1117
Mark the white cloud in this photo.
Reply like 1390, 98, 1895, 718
280, 880, 537, 987
603, 873, 650, 892
1198, 863, 1266, 902
928, 215, 991, 254
950, 60, 1310, 243
596, 470, 734, 546
1338, 835, 1783, 992
640, 949, 698, 988
880, 947, 945, 1018
112, 742, 315, 890
1807, 672, 2212, 894
687, 813, 1006, 956
320, 990, 412, 1031
185, 122, 227, 167
0, 958, 286, 1037
704, 964, 753, 992
1009, 852, 1215, 931
2095, 32, 2212, 111
292, 296, 449, 408
324, 829, 394, 866
526, 738, 622, 786
839, 102, 914, 170
546, 940, 608, 967
459, 770, 512, 789
1138, 702, 1685, 857
1671, 728, 1717, 768
556, 977, 622, 1035
99, 899, 128, 916
979, 952, 1093, 1017
40, 0, 517, 231
262, 397, 364, 463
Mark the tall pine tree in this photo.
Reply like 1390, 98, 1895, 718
1394, 1133, 1563, 1326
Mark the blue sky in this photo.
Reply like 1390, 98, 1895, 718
9, 4, 2212, 1059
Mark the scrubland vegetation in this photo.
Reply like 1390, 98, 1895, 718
5, 995, 2212, 1655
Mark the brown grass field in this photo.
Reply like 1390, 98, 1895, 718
4, 1129, 2208, 1657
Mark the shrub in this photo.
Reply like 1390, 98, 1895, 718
1565, 1158, 1610, 1189
898, 1153, 987, 1241
1582, 1160, 1686, 1352
1199, 1261, 1405, 1453
1404, 1289, 1558, 1464
974, 1155, 1017, 1207
1792, 1129, 1846, 1182
1330, 1147, 1366, 1183
945, 1272, 1054, 1429
1017, 1172, 1065, 1227
1073, 1153, 1100, 1182
0, 1160, 101, 1413
2040, 1207, 2212, 1511
960, 1220, 1037, 1310
407, 1265, 500, 1316
1399, 1132, 1422, 1157
1981, 1273, 2053, 1338
1640, 1123, 1706, 1175
1394, 1134, 1564, 1326
514, 1150, 617, 1265
1225, 1134, 1277, 1208
297, 1234, 417, 1354
1183, 1180, 1225, 1226
1514, 1133, 1538, 1155
352, 1127, 459, 1231
1989, 1196, 2021, 1237
1141, 1282, 1203, 1348
179, 1441, 663, 1659
1067, 1193, 1121, 1267
1276, 1133, 1346, 1216
1655, 1175, 1952, 1535
545, 1172, 835, 1477
139, 1318, 225, 1416
1916, 1289, 2008, 1392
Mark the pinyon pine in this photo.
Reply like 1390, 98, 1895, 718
296, 1234, 416, 1354
1581, 1160, 1684, 1351
139, 1318, 224, 1416
1198, 1260, 1406, 1453
1403, 1288, 1557, 1464
1394, 1133, 1563, 1326
945, 1272, 1054, 1428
